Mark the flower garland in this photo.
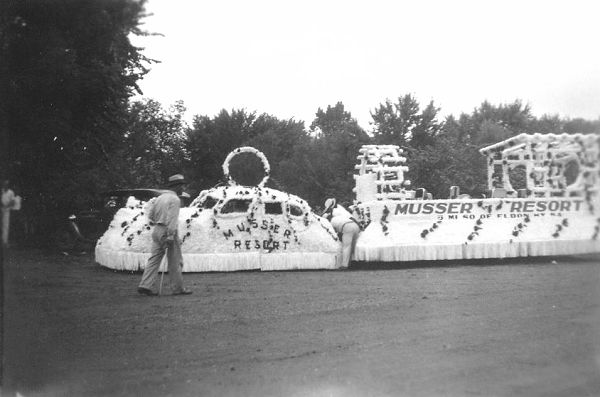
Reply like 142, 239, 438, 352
465, 218, 484, 243
212, 206, 221, 229
552, 218, 569, 238
477, 200, 495, 214
585, 189, 595, 214
246, 188, 262, 234
509, 215, 530, 242
313, 214, 338, 242
282, 201, 301, 244
209, 188, 230, 231
421, 219, 443, 239
380, 205, 390, 236
116, 208, 149, 246
592, 218, 600, 240
222, 146, 271, 188
355, 204, 372, 231
181, 209, 202, 244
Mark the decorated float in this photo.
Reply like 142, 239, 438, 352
351, 133, 600, 262
96, 134, 599, 272
95, 147, 340, 272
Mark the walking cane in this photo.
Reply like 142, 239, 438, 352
159, 240, 171, 296
159, 265, 165, 296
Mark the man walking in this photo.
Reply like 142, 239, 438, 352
138, 174, 192, 296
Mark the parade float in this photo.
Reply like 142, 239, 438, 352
96, 133, 600, 272
95, 147, 340, 272
351, 133, 600, 262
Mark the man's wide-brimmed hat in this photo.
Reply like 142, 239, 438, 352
167, 174, 187, 187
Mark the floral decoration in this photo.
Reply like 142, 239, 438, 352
222, 146, 271, 188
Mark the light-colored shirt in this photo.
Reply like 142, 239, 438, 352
329, 205, 353, 232
1, 189, 15, 213
147, 191, 180, 236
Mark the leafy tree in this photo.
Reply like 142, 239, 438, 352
185, 109, 310, 196
409, 100, 443, 148
244, 115, 308, 190
109, 99, 189, 188
563, 118, 600, 134
527, 115, 600, 135
277, 139, 333, 207
4, 0, 152, 241
529, 114, 564, 134
370, 94, 443, 149
306, 102, 371, 205
185, 109, 257, 193
406, 134, 487, 199
370, 95, 447, 196
371, 94, 420, 146
468, 100, 534, 144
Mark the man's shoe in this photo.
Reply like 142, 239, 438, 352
137, 287, 158, 296
172, 288, 193, 296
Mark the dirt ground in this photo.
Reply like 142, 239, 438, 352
2, 248, 600, 397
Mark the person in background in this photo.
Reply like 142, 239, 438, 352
322, 198, 361, 269
137, 174, 192, 296
1, 180, 18, 248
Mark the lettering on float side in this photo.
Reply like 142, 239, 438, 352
393, 199, 584, 216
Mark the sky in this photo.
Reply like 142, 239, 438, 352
131, 0, 600, 130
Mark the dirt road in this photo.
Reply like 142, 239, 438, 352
3, 249, 600, 396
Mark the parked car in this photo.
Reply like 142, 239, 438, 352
55, 188, 190, 251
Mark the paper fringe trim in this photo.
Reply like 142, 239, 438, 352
353, 239, 600, 262
95, 246, 338, 272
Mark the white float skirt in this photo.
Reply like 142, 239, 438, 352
95, 246, 338, 272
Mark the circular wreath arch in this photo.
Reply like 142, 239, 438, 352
222, 146, 271, 188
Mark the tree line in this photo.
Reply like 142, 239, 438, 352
3, 0, 599, 244
131, 97, 600, 208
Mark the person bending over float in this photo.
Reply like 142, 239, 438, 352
322, 198, 361, 269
